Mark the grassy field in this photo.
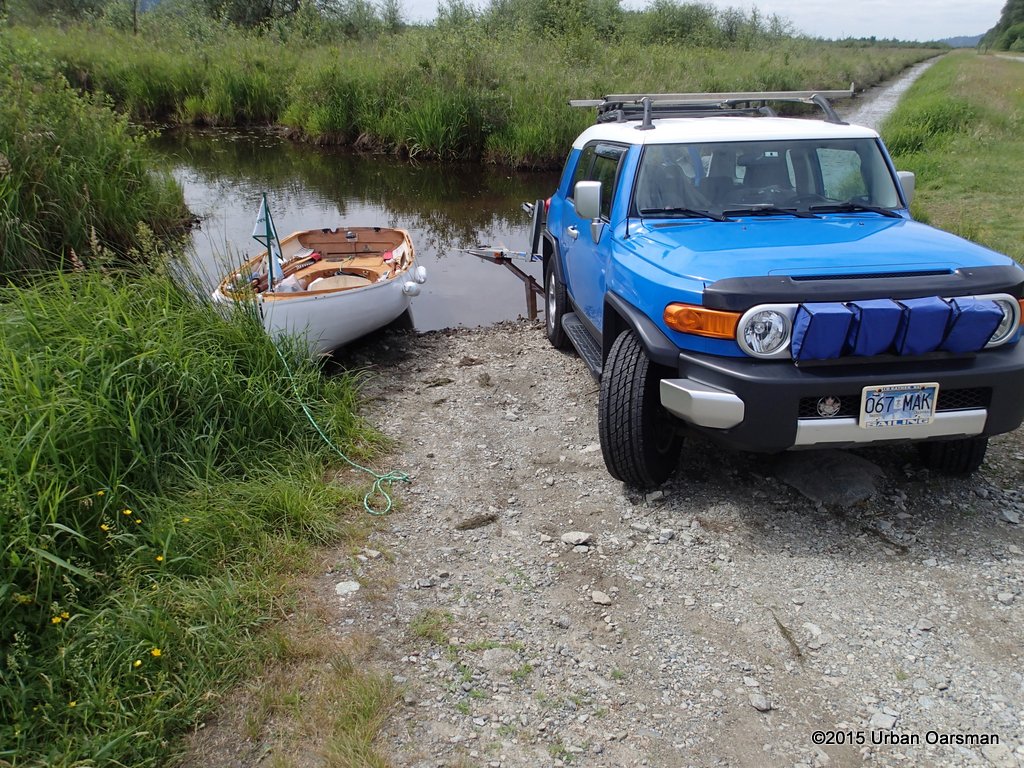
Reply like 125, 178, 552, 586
18, 24, 939, 168
881, 51, 1024, 262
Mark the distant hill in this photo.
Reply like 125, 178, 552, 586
939, 34, 983, 47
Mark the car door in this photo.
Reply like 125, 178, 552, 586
561, 141, 627, 334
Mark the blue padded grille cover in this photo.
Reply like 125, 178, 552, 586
940, 297, 1004, 353
844, 299, 902, 356
791, 302, 854, 361
894, 297, 951, 356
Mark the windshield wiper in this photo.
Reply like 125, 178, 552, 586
721, 205, 819, 219
809, 201, 901, 218
639, 207, 730, 222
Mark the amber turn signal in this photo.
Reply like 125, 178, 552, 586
1019, 298, 1024, 326
664, 303, 740, 339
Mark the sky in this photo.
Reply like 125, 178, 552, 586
401, 0, 1004, 42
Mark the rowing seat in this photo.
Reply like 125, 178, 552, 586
307, 274, 373, 291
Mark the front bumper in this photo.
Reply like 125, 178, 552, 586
659, 344, 1024, 452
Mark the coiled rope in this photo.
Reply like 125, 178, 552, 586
274, 344, 409, 515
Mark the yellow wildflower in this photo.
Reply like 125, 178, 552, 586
133, 659, 142, 668
100, 523, 110, 532
156, 555, 164, 562
97, 490, 105, 497
61, 612, 70, 619
69, 701, 77, 708
182, 517, 191, 523
135, 519, 141, 525
151, 648, 162, 658
122, 509, 132, 516
51, 616, 62, 624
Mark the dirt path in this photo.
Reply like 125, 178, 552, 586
326, 322, 1024, 768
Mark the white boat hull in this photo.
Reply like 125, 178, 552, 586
258, 274, 412, 354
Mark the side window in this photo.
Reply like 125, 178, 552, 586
590, 144, 626, 219
569, 146, 596, 200
817, 148, 868, 200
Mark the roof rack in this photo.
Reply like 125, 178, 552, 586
569, 86, 855, 129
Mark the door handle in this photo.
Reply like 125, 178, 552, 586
567, 226, 579, 240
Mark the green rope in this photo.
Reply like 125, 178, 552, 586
274, 344, 410, 516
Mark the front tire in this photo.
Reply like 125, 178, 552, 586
545, 260, 570, 349
917, 437, 988, 475
599, 330, 682, 489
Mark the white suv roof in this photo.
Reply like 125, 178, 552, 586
572, 116, 878, 149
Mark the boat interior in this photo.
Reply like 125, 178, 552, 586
226, 227, 414, 298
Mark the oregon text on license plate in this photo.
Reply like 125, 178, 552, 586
860, 382, 939, 428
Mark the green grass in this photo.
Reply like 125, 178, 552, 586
11, 23, 941, 169
0, 31, 189, 278
881, 52, 1024, 262
0, 260, 384, 766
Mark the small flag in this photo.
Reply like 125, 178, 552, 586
252, 193, 284, 288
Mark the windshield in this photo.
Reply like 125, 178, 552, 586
633, 138, 902, 218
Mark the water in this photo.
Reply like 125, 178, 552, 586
149, 129, 560, 331
840, 58, 939, 132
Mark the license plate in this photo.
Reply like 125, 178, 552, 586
860, 382, 939, 428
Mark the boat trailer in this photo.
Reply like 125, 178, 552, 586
459, 200, 545, 320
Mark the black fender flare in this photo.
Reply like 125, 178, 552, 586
604, 292, 680, 369
542, 230, 564, 285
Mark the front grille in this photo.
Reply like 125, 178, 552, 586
798, 388, 991, 419
936, 387, 990, 411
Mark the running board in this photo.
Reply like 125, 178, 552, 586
562, 313, 603, 379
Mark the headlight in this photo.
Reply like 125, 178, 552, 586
986, 296, 1021, 347
737, 306, 794, 358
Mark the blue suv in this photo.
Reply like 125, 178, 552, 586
541, 90, 1024, 488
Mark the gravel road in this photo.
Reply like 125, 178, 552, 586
328, 321, 1024, 768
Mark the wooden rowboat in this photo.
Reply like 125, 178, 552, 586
212, 226, 426, 355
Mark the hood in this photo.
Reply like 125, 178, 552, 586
627, 216, 1013, 283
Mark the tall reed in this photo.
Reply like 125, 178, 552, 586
0, 31, 189, 278
19, 25, 941, 169
0, 262, 377, 765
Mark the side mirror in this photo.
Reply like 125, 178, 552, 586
897, 171, 915, 207
574, 180, 601, 220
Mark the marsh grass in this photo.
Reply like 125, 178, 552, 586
881, 52, 1024, 262
0, 257, 383, 765
17, 25, 940, 168
0, 32, 188, 277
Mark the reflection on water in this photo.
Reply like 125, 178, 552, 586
149, 129, 560, 331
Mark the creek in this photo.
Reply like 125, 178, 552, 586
151, 130, 559, 331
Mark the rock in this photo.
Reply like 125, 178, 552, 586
592, 590, 613, 606
363, 548, 382, 559
915, 618, 934, 632
996, 592, 1015, 605
868, 711, 897, 730
803, 622, 823, 638
922, 558, 938, 567
561, 531, 593, 546
645, 490, 666, 503
659, 529, 676, 541
999, 509, 1020, 525
749, 694, 772, 712
743, 676, 760, 687
553, 614, 571, 629
414, 577, 436, 589
981, 743, 1015, 768
573, 545, 589, 553
334, 580, 360, 597
774, 450, 884, 508
481, 647, 516, 672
